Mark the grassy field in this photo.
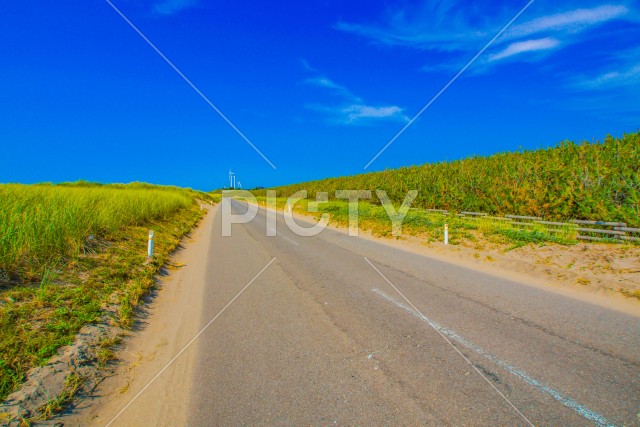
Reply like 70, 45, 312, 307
0, 182, 217, 403
249, 196, 577, 249
256, 132, 640, 227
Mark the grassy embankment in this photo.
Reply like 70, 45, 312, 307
251, 132, 639, 247
248, 196, 577, 249
0, 182, 219, 404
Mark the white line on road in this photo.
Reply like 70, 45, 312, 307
364, 257, 535, 426
105, 257, 278, 427
268, 227, 299, 246
372, 287, 616, 427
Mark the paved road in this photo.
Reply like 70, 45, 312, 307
186, 199, 639, 426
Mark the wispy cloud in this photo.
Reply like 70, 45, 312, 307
153, 0, 200, 15
336, 2, 633, 71
488, 37, 560, 62
300, 58, 319, 73
301, 61, 407, 125
505, 4, 629, 39
334, 10, 486, 52
342, 105, 408, 123
307, 104, 408, 125
574, 63, 640, 89
562, 44, 640, 120
303, 76, 361, 100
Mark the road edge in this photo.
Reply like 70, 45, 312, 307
0, 204, 217, 425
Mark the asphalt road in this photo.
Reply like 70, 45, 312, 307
185, 199, 639, 426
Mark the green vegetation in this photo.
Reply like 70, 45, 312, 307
0, 182, 210, 282
259, 132, 640, 227
0, 182, 215, 402
251, 196, 576, 247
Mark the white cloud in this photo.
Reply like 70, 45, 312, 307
303, 73, 407, 125
337, 3, 630, 50
301, 61, 409, 125
305, 77, 346, 90
575, 63, 640, 89
334, 20, 482, 52
153, 0, 200, 15
336, 2, 634, 72
489, 38, 561, 62
307, 103, 408, 125
299, 58, 318, 73
304, 77, 361, 101
301, 59, 360, 98
507, 5, 629, 39
341, 104, 408, 123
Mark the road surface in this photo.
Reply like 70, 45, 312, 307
67, 199, 640, 426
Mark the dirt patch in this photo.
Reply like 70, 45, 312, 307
424, 236, 640, 297
0, 321, 123, 425
53, 204, 218, 426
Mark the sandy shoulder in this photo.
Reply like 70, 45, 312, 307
58, 204, 219, 426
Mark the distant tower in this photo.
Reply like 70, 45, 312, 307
229, 169, 235, 189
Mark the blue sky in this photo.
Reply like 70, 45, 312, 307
1, 1, 638, 190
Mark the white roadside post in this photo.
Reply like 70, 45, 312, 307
444, 224, 448, 245
148, 230, 155, 258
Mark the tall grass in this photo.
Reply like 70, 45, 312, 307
260, 132, 640, 226
0, 183, 196, 281
0, 182, 208, 403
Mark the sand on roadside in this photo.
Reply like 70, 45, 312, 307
56, 204, 219, 426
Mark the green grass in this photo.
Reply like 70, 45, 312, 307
251, 196, 577, 247
254, 132, 640, 227
0, 182, 214, 403
488, 227, 573, 250
0, 182, 211, 283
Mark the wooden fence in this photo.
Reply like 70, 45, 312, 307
411, 209, 640, 243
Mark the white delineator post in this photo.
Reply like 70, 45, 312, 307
444, 224, 448, 245
148, 230, 155, 258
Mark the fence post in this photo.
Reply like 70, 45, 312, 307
444, 224, 448, 245
148, 230, 155, 258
